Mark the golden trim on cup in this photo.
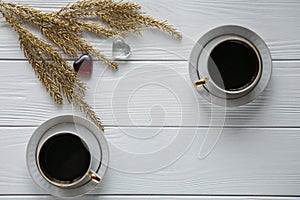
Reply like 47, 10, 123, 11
88, 171, 102, 184
194, 77, 209, 88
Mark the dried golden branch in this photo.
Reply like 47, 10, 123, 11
0, 7, 104, 131
0, 0, 181, 70
57, 0, 142, 16
55, 0, 182, 39
73, 93, 104, 132
0, 0, 181, 131
0, 2, 119, 70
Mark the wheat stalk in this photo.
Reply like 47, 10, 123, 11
0, 7, 104, 131
0, 0, 181, 131
55, 0, 182, 39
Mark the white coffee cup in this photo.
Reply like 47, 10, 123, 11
36, 131, 102, 188
27, 115, 109, 198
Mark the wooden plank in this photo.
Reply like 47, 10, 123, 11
0, 195, 299, 200
0, 60, 300, 127
0, 0, 299, 60
1, 127, 300, 195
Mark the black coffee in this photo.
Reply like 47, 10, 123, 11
38, 133, 91, 183
208, 40, 260, 91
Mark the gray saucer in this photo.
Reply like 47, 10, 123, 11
189, 25, 272, 107
26, 115, 109, 197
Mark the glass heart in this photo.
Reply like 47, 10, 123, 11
112, 38, 131, 59
73, 54, 93, 75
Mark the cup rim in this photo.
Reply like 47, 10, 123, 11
26, 115, 109, 197
206, 37, 262, 95
189, 25, 272, 107
36, 131, 93, 188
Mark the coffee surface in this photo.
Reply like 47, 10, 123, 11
39, 133, 91, 183
208, 40, 260, 91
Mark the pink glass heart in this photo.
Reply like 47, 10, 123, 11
73, 54, 93, 75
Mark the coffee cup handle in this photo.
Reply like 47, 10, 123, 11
88, 170, 102, 184
194, 77, 209, 88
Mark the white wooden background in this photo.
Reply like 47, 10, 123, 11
0, 0, 300, 199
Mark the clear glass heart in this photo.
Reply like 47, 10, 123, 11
112, 38, 131, 59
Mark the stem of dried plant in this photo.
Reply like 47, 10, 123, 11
0, 6, 104, 131
0, 0, 182, 131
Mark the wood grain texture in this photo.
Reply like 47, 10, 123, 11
0, 60, 299, 127
0, 0, 299, 60
0, 0, 300, 198
1, 127, 300, 195
1, 195, 300, 200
